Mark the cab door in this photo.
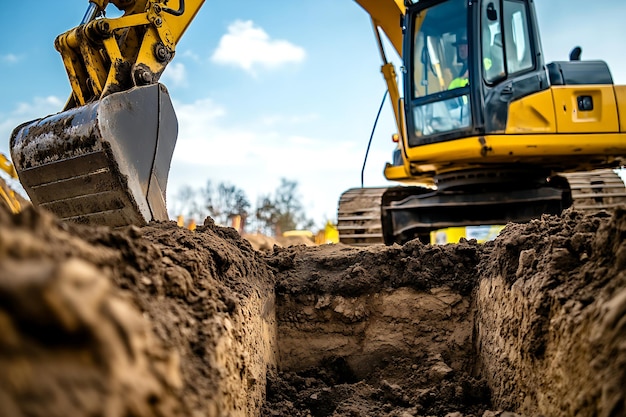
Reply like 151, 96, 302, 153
480, 0, 549, 132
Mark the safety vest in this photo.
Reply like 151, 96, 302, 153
448, 77, 469, 90
448, 58, 492, 90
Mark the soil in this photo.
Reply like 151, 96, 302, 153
0, 179, 624, 417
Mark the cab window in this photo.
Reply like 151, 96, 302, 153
481, 0, 533, 84
504, 0, 533, 74
482, 2, 505, 83
412, 0, 469, 98
410, 0, 471, 138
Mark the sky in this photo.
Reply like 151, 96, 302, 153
1, 0, 625, 229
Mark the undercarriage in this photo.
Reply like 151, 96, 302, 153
337, 168, 626, 245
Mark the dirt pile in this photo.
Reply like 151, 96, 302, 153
0, 197, 624, 416
476, 210, 626, 416
0, 209, 276, 417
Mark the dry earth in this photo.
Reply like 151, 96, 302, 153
0, 191, 624, 416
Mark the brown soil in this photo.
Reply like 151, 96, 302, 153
0, 186, 624, 416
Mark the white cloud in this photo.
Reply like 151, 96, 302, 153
170, 97, 359, 172
211, 20, 306, 74
162, 62, 188, 87
181, 50, 201, 62
171, 97, 251, 168
259, 113, 319, 127
1, 54, 21, 64
0, 96, 64, 201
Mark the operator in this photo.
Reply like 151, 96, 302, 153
447, 33, 470, 124
448, 33, 493, 90
449, 33, 469, 90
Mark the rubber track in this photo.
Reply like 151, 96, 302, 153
562, 169, 626, 211
337, 187, 386, 246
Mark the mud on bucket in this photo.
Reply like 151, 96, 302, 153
10, 83, 177, 227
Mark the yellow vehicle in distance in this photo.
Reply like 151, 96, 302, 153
431, 225, 505, 245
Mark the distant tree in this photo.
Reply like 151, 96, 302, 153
172, 185, 205, 222
255, 178, 313, 236
255, 196, 280, 236
170, 180, 250, 228
172, 178, 312, 235
205, 182, 250, 227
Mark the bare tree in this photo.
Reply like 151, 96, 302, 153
204, 182, 250, 227
171, 185, 205, 223
255, 178, 313, 236
171, 178, 310, 235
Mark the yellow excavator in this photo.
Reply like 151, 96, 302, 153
338, 0, 626, 245
8, 0, 626, 244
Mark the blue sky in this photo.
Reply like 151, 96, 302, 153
1, 0, 625, 228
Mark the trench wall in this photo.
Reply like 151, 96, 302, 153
276, 288, 473, 379
475, 211, 626, 417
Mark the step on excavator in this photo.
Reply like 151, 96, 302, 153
9, 0, 626, 244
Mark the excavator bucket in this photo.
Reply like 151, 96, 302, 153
10, 83, 177, 227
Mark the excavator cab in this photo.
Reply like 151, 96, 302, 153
408, 1, 474, 137
10, 0, 204, 227
403, 0, 546, 141
371, 0, 626, 244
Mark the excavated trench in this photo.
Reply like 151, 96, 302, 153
0, 200, 624, 417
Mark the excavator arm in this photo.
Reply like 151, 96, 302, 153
354, 0, 406, 145
353, 0, 404, 57
57, 0, 204, 109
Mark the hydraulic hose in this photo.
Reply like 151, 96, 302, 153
361, 89, 388, 188
81, 2, 100, 24
162, 0, 185, 16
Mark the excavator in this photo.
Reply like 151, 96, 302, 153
8, 0, 626, 245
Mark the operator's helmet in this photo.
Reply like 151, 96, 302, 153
452, 31, 468, 46
452, 31, 468, 62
